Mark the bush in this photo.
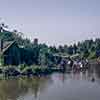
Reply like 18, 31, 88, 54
18, 64, 27, 72
88, 52, 96, 59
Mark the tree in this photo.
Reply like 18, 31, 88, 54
63, 45, 68, 53
58, 45, 64, 53
67, 45, 73, 55
83, 49, 90, 58
73, 44, 78, 54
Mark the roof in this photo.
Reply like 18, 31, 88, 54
0, 41, 15, 54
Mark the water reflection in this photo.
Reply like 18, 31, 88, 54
0, 76, 52, 100
0, 65, 100, 100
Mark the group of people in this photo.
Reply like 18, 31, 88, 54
60, 57, 89, 72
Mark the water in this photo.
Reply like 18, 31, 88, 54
0, 68, 100, 100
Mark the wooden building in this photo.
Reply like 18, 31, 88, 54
0, 40, 21, 66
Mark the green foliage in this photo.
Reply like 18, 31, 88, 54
88, 51, 96, 59
67, 45, 73, 55
18, 64, 27, 71
1, 24, 100, 66
83, 49, 90, 58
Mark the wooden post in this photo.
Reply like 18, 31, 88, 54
0, 54, 4, 66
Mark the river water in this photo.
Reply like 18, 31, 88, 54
0, 67, 100, 100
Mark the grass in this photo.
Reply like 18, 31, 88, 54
0, 64, 64, 78
88, 51, 96, 59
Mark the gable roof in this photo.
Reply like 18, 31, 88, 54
0, 41, 16, 54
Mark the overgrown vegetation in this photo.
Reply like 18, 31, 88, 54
0, 23, 100, 67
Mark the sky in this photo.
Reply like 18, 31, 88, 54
0, 0, 100, 46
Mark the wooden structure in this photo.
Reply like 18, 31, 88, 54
0, 40, 21, 65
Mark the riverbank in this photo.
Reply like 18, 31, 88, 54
0, 65, 66, 79
0, 58, 99, 79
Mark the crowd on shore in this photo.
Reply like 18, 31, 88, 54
59, 57, 89, 72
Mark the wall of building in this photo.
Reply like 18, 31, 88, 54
3, 43, 21, 65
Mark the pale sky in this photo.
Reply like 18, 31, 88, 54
0, 0, 100, 46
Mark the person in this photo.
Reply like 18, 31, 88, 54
73, 60, 78, 72
60, 58, 67, 71
91, 77, 95, 82
79, 61, 83, 71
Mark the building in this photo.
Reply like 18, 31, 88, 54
0, 40, 21, 66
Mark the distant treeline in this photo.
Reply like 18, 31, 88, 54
0, 24, 100, 66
